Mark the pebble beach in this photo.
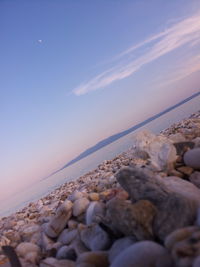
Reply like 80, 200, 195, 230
0, 111, 200, 267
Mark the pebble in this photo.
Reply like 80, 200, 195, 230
56, 246, 77, 261
189, 171, 200, 188
72, 198, 90, 217
111, 241, 173, 267
80, 224, 111, 251
109, 237, 137, 263
16, 242, 41, 264
58, 229, 78, 245
184, 148, 200, 170
45, 200, 73, 238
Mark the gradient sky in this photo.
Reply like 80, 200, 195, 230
1, 0, 200, 200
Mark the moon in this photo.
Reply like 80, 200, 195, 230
38, 39, 42, 43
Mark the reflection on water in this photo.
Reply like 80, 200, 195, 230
0, 95, 200, 217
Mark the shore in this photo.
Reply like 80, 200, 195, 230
0, 110, 200, 267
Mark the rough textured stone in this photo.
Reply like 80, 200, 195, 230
105, 198, 157, 240
72, 198, 90, 217
132, 130, 177, 171
45, 200, 73, 238
80, 224, 111, 251
76, 251, 109, 267
116, 167, 200, 240
109, 237, 137, 263
111, 241, 172, 267
184, 148, 200, 170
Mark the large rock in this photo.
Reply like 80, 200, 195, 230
45, 200, 73, 238
184, 148, 200, 170
116, 167, 200, 240
110, 241, 172, 267
80, 224, 111, 251
105, 198, 157, 240
132, 130, 177, 171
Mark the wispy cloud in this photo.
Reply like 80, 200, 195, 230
73, 12, 200, 96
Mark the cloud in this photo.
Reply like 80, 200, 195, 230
73, 12, 200, 96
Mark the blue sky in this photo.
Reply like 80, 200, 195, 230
1, 0, 200, 199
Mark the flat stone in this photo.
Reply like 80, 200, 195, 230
105, 198, 157, 240
73, 198, 90, 217
111, 241, 172, 267
184, 148, 200, 170
80, 224, 111, 251
45, 200, 73, 238
76, 251, 109, 267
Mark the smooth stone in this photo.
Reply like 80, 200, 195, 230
109, 237, 137, 263
89, 193, 100, 201
165, 226, 199, 251
80, 224, 111, 251
68, 191, 85, 202
189, 172, 200, 188
70, 236, 89, 255
16, 242, 41, 264
40, 257, 75, 267
86, 201, 106, 225
56, 246, 77, 261
76, 251, 109, 267
184, 148, 200, 170
45, 200, 73, 238
72, 198, 90, 217
111, 241, 172, 267
193, 256, 200, 267
58, 229, 78, 245
105, 198, 157, 240
116, 167, 200, 240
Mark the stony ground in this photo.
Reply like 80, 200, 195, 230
0, 111, 200, 267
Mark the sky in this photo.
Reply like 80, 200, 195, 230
1, 0, 200, 200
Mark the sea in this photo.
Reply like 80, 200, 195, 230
0, 94, 200, 217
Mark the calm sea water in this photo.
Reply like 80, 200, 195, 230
1, 95, 200, 217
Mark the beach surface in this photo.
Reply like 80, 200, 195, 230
0, 111, 200, 267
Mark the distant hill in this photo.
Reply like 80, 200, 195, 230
47, 91, 200, 177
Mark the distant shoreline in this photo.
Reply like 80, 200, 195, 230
45, 91, 200, 179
